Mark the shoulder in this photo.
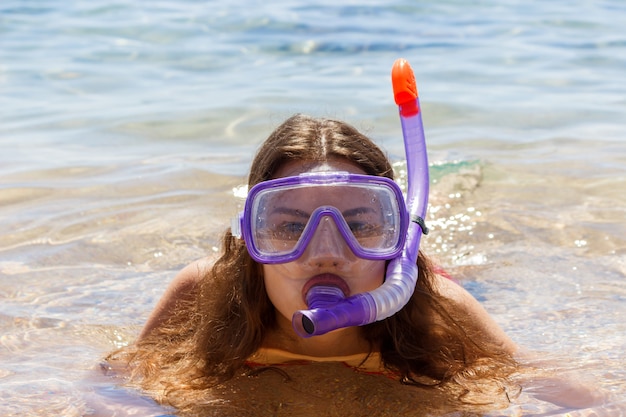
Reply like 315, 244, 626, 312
432, 273, 518, 354
159, 256, 215, 299
172, 256, 215, 288
431, 273, 471, 305
137, 256, 216, 341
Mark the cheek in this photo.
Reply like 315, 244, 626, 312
262, 264, 307, 310
262, 263, 297, 290
262, 260, 388, 312
352, 261, 387, 292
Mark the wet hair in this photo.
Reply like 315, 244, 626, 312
248, 114, 394, 185
109, 114, 517, 410
195, 114, 402, 380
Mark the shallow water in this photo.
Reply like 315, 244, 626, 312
1, 0, 625, 415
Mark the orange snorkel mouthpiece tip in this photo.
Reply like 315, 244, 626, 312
392, 58, 419, 116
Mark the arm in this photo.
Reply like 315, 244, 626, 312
137, 257, 214, 341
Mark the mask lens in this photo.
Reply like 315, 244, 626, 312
251, 190, 306, 255
247, 176, 404, 261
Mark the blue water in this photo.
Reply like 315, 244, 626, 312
1, 1, 625, 415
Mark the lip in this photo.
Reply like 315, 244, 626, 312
301, 273, 350, 304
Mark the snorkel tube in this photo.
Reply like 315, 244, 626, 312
292, 58, 429, 337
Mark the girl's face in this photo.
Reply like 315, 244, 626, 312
262, 159, 387, 338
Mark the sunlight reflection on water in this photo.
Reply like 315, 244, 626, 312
1, 0, 625, 415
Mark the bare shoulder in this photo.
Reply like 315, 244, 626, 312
432, 274, 518, 354
156, 256, 215, 299
172, 256, 216, 289
137, 256, 216, 341
432, 273, 477, 306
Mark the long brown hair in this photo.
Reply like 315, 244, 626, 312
192, 114, 401, 380
109, 114, 516, 406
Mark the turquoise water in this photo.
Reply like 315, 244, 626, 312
1, 1, 625, 415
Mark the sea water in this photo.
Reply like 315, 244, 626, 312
1, 0, 625, 415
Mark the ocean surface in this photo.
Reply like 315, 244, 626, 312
1, 0, 625, 415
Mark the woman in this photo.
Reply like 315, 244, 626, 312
108, 114, 520, 415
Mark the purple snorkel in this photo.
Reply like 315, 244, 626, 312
292, 58, 430, 337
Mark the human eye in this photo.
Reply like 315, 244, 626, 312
343, 206, 383, 238
264, 207, 310, 241
348, 221, 382, 238
273, 221, 306, 240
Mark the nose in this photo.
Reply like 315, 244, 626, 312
301, 216, 354, 266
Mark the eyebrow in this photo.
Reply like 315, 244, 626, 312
270, 206, 375, 218
342, 207, 376, 217
270, 207, 310, 218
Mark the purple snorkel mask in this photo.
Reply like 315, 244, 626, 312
233, 58, 429, 337
238, 172, 410, 264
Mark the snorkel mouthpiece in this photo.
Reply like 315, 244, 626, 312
293, 58, 429, 337
293, 287, 377, 337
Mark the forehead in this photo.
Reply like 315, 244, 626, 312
273, 158, 367, 179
